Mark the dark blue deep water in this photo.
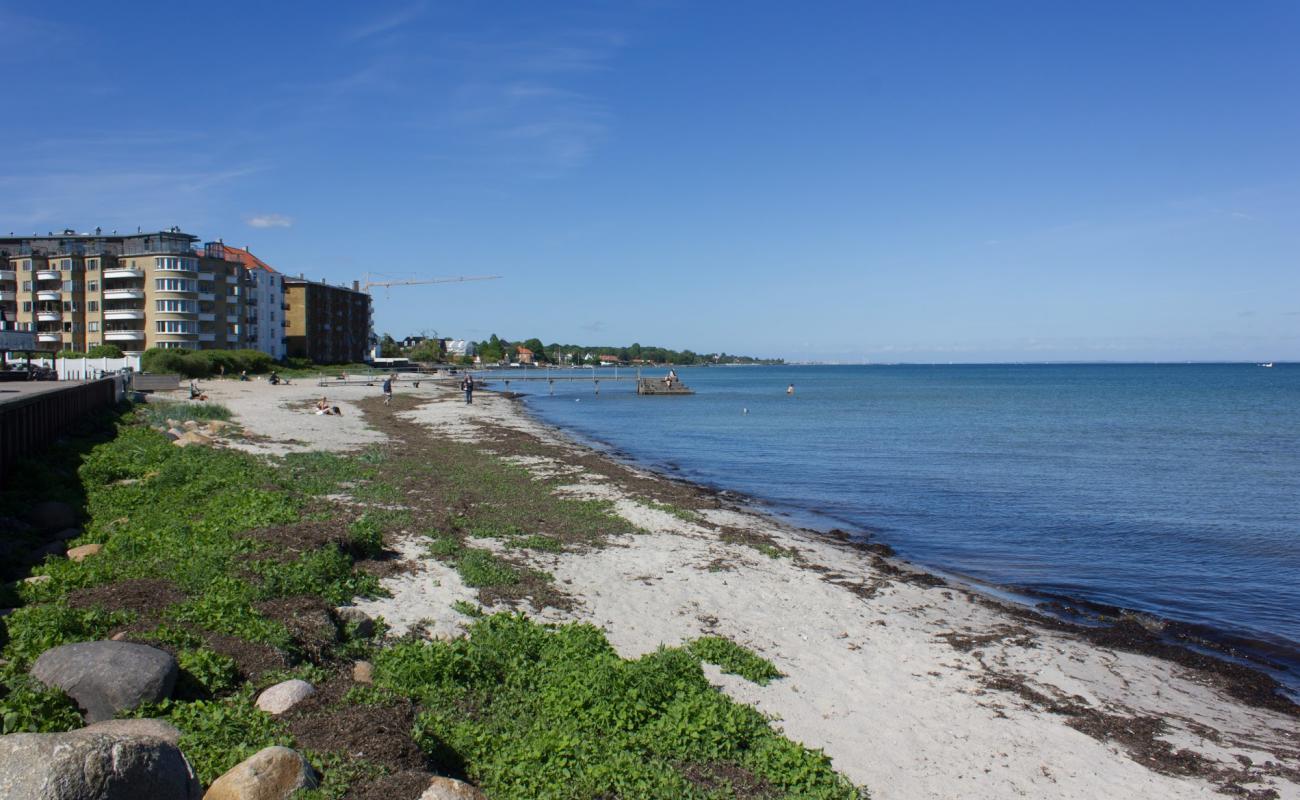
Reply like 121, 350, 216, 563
508, 364, 1300, 685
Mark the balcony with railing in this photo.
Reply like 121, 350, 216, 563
103, 288, 145, 300
36, 269, 61, 282
36, 289, 61, 302
103, 267, 145, 279
104, 309, 145, 321
0, 269, 15, 281
0, 290, 15, 302
104, 330, 146, 342
36, 310, 62, 322
37, 332, 62, 343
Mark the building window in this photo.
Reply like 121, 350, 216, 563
155, 319, 196, 334
62, 281, 82, 292
22, 301, 31, 312
87, 280, 99, 291
88, 301, 98, 312
60, 259, 72, 271
155, 278, 197, 292
22, 281, 31, 291
87, 258, 99, 271
89, 321, 99, 332
20, 260, 31, 271
155, 299, 197, 313
154, 256, 197, 272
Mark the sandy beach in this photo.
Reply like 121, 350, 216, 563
194, 376, 1300, 800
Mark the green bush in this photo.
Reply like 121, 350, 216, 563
54, 349, 84, 359
140, 347, 274, 378
86, 344, 125, 358
140, 694, 292, 785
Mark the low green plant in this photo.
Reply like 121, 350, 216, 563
456, 549, 520, 588
373, 614, 860, 799
688, 636, 783, 685
452, 600, 484, 618
0, 674, 83, 734
176, 648, 241, 697
507, 534, 564, 552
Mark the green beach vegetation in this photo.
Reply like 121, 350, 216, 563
0, 401, 864, 798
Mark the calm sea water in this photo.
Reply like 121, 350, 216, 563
509, 364, 1300, 684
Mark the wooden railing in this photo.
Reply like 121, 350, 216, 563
0, 378, 119, 484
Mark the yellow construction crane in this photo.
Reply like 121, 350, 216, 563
362, 274, 501, 298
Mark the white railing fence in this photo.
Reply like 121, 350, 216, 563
3, 355, 143, 380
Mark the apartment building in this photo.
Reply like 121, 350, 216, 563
0, 229, 251, 353
215, 244, 285, 360
283, 277, 371, 364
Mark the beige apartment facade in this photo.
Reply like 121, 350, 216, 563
0, 230, 253, 354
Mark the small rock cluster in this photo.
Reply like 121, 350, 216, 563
1, 603, 486, 798
152, 417, 242, 447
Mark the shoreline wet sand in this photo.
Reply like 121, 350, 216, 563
200, 377, 1300, 800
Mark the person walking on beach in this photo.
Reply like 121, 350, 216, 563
382, 375, 393, 405
461, 374, 475, 405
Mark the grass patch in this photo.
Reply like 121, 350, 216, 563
456, 549, 521, 588
641, 499, 702, 523
689, 636, 784, 685
452, 600, 485, 618
138, 400, 233, 428
136, 693, 292, 785
374, 613, 862, 799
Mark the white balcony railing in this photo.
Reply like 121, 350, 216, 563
198, 313, 215, 321
0, 291, 15, 302
103, 289, 145, 300
36, 311, 62, 322
104, 330, 145, 341
0, 269, 15, 280
104, 310, 145, 320
226, 315, 239, 323
198, 272, 214, 281
36, 270, 61, 281
103, 268, 144, 279
199, 333, 216, 342
198, 292, 215, 301
37, 332, 62, 342
37, 290, 61, 301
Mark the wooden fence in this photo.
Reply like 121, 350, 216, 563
0, 378, 120, 485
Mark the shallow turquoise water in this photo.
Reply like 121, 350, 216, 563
510, 363, 1299, 684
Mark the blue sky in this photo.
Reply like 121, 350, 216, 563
2, 0, 1297, 361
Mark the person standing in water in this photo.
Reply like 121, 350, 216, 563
786, 383, 794, 396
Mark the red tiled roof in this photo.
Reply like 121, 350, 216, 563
220, 245, 278, 273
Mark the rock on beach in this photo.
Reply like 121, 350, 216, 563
255, 679, 316, 715
31, 640, 178, 722
0, 729, 201, 799
202, 746, 317, 800
419, 775, 489, 800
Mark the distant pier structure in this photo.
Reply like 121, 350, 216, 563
637, 376, 694, 395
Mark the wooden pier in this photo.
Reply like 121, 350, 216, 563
636, 377, 694, 395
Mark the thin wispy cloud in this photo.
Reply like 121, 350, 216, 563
345, 3, 426, 42
246, 213, 293, 229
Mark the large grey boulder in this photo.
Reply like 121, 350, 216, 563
81, 717, 183, 747
32, 641, 178, 722
0, 729, 201, 799
202, 746, 317, 799
26, 501, 77, 532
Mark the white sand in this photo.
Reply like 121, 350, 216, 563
217, 380, 1300, 800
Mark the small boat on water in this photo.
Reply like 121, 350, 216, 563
1261, 362, 1275, 368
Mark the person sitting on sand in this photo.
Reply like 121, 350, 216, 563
189, 381, 202, 400
239, 370, 249, 382
315, 397, 330, 415
269, 371, 280, 386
